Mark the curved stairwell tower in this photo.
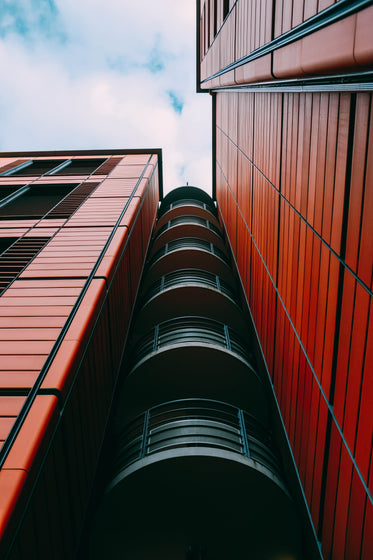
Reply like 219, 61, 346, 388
89, 186, 304, 559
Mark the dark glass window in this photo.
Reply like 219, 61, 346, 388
52, 158, 106, 175
4, 159, 65, 176
0, 184, 77, 219
0, 185, 24, 200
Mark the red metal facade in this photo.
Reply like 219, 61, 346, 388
199, 1, 372, 558
0, 152, 160, 558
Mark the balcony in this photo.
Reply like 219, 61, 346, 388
156, 199, 220, 231
90, 399, 302, 560
132, 268, 246, 337
115, 317, 267, 425
152, 215, 225, 253
144, 237, 233, 287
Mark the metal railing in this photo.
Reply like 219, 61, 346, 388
141, 269, 239, 305
148, 237, 229, 267
112, 398, 282, 481
130, 316, 255, 367
155, 215, 222, 238
158, 198, 217, 218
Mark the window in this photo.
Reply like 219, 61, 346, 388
1, 157, 107, 177
52, 158, 106, 175
2, 159, 66, 176
0, 184, 78, 219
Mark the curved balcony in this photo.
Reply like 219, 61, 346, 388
155, 199, 220, 232
159, 185, 216, 215
132, 269, 246, 337
90, 399, 302, 560
115, 317, 267, 425
144, 237, 233, 288
151, 215, 225, 253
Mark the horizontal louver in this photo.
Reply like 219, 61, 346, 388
45, 182, 99, 219
0, 160, 28, 175
0, 237, 50, 294
92, 156, 123, 175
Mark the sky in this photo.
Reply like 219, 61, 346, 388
0, 0, 212, 194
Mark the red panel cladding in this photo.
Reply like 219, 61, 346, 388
40, 279, 107, 398
294, 350, 307, 465
0, 470, 28, 552
295, 220, 307, 336
345, 468, 366, 558
273, 41, 305, 79
331, 444, 353, 559
299, 360, 314, 488
92, 156, 123, 175
345, 93, 370, 273
128, 213, 144, 304
310, 395, 328, 528
90, 178, 139, 198
362, 497, 373, 560
312, 243, 330, 385
106, 246, 132, 372
304, 375, 321, 506
331, 94, 351, 255
296, 94, 312, 216
292, 0, 304, 27
282, 0, 293, 34
301, 15, 357, 75
322, 93, 339, 244
321, 252, 340, 398
354, 305, 373, 482
237, 93, 254, 161
227, 173, 237, 254
235, 55, 272, 84
288, 335, 300, 447
313, 94, 329, 237
343, 281, 370, 453
95, 226, 129, 284
306, 234, 321, 364
334, 270, 356, 427
358, 106, 373, 289
307, 93, 321, 228
235, 209, 246, 289
264, 275, 277, 373
0, 397, 26, 450
354, 5, 373, 66
3, 396, 59, 472
274, 0, 284, 37
321, 420, 342, 558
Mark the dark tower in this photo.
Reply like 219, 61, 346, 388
89, 186, 307, 559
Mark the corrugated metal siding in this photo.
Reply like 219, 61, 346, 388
215, 89, 372, 559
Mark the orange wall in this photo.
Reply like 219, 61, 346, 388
0, 154, 160, 558
215, 90, 372, 559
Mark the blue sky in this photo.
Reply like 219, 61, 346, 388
0, 0, 211, 193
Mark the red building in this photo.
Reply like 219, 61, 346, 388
198, 1, 373, 559
0, 151, 161, 558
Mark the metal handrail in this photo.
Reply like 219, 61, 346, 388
140, 269, 239, 305
130, 316, 255, 367
158, 198, 217, 218
155, 215, 222, 238
112, 398, 282, 480
148, 238, 229, 267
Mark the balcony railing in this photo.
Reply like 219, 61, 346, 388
131, 316, 255, 367
155, 215, 222, 238
148, 238, 229, 267
112, 398, 282, 483
141, 269, 239, 304
158, 198, 217, 219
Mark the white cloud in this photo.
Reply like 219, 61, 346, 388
0, 0, 212, 194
